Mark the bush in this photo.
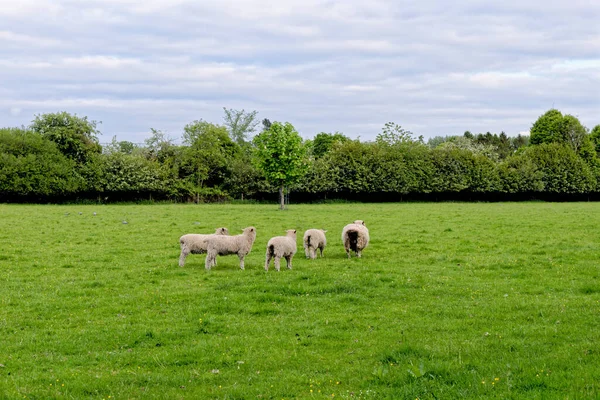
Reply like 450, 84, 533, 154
0, 128, 81, 200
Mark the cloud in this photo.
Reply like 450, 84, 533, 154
0, 0, 598, 142
9, 107, 22, 116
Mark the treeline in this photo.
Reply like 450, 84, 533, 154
1, 109, 600, 203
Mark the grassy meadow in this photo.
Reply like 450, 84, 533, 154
0, 202, 599, 399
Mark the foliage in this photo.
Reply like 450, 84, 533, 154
223, 154, 269, 200
521, 143, 596, 193
322, 140, 376, 193
253, 122, 308, 208
30, 111, 102, 164
590, 124, 600, 154
261, 118, 272, 132
222, 108, 260, 145
430, 146, 474, 192
530, 109, 595, 162
181, 120, 240, 200
311, 132, 350, 158
1, 108, 599, 202
0, 128, 81, 199
376, 122, 423, 146
371, 139, 433, 194
99, 151, 169, 196
144, 128, 176, 162
530, 109, 565, 145
498, 153, 544, 193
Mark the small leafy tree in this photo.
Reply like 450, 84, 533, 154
253, 122, 307, 209
376, 122, 423, 146
223, 108, 260, 145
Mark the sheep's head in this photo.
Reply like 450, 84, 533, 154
215, 227, 229, 235
353, 220, 365, 226
286, 229, 297, 238
242, 226, 257, 241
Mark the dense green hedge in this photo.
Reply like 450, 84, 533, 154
2, 121, 600, 203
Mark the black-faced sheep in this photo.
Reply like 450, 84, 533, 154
265, 230, 297, 271
179, 227, 229, 267
342, 220, 369, 258
204, 227, 257, 270
303, 229, 327, 259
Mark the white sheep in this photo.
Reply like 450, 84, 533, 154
303, 229, 327, 259
179, 227, 229, 267
204, 226, 257, 270
342, 220, 369, 258
265, 230, 297, 271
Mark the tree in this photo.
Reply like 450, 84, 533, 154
145, 128, 175, 162
253, 122, 307, 209
222, 108, 260, 145
312, 132, 350, 158
530, 109, 595, 163
0, 128, 81, 200
530, 109, 564, 145
590, 125, 600, 154
376, 122, 423, 146
30, 111, 101, 164
261, 118, 272, 132
181, 120, 240, 202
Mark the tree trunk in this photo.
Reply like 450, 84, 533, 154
279, 186, 285, 210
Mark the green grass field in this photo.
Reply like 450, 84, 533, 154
1, 202, 599, 399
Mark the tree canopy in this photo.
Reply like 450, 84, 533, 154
30, 111, 101, 164
253, 122, 307, 209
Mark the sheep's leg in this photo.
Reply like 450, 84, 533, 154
265, 252, 272, 271
304, 245, 310, 259
310, 248, 316, 259
274, 256, 281, 272
357, 250, 361, 258
205, 251, 215, 270
239, 255, 245, 270
319, 246, 324, 257
286, 255, 293, 270
179, 248, 189, 267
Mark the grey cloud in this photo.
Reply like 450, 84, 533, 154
0, 0, 598, 142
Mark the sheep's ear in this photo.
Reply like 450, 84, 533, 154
293, 230, 297, 234
323, 230, 328, 233
362, 221, 365, 225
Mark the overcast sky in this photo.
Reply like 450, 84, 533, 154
1, 0, 599, 143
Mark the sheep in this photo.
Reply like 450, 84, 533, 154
303, 229, 327, 259
179, 227, 229, 267
342, 220, 369, 258
204, 227, 257, 270
265, 230, 297, 271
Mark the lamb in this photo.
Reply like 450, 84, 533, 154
204, 227, 257, 270
303, 229, 327, 259
179, 227, 229, 267
342, 220, 370, 258
265, 230, 297, 271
